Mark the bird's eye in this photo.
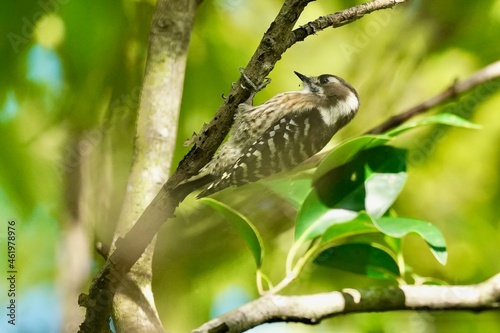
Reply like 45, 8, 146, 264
319, 76, 330, 84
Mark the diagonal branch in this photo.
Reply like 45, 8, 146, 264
193, 273, 500, 333
366, 60, 500, 134
168, 0, 313, 187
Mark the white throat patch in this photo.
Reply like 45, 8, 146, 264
318, 91, 359, 127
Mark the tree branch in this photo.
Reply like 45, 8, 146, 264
366, 60, 500, 134
193, 273, 500, 333
78, 1, 410, 331
291, 0, 409, 44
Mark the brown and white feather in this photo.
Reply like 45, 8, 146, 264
176, 72, 360, 198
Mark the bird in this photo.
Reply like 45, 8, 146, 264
175, 71, 360, 199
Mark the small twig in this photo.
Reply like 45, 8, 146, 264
95, 242, 110, 259
291, 0, 409, 45
193, 273, 500, 333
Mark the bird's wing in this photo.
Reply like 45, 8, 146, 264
197, 108, 332, 198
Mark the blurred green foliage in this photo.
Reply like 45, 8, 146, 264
1, 0, 500, 332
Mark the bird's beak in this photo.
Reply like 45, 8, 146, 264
294, 71, 312, 89
294, 71, 309, 83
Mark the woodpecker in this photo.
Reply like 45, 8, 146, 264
177, 71, 360, 198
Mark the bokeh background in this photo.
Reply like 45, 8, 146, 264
1, 0, 500, 332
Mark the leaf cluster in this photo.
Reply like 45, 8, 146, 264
202, 113, 479, 293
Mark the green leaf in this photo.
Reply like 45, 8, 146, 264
288, 190, 359, 274
201, 198, 264, 268
314, 243, 400, 280
314, 135, 391, 182
374, 217, 447, 265
320, 213, 378, 246
311, 145, 407, 218
365, 166, 408, 219
295, 188, 359, 241
293, 146, 407, 256
266, 177, 312, 208
386, 113, 482, 137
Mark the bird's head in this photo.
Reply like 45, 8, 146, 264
294, 71, 360, 126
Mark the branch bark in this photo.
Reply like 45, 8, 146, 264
78, 1, 410, 331
367, 60, 500, 134
193, 273, 500, 333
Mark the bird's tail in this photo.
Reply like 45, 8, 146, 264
173, 174, 216, 200
196, 175, 233, 198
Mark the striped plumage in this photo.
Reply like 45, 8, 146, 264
178, 71, 360, 198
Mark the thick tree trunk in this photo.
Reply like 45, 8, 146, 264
111, 1, 201, 332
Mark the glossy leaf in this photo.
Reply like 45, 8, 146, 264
266, 177, 312, 208
296, 146, 407, 242
320, 213, 378, 246
385, 113, 481, 137
314, 135, 391, 182
295, 186, 360, 241
295, 190, 360, 242
201, 198, 264, 268
374, 217, 447, 265
289, 190, 359, 275
365, 165, 408, 219
311, 146, 407, 217
314, 243, 400, 280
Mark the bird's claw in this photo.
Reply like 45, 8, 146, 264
238, 67, 272, 104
